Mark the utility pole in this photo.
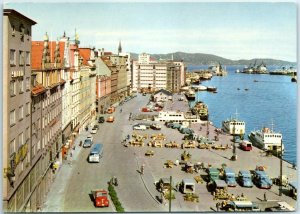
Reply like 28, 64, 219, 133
279, 139, 283, 196
169, 176, 172, 212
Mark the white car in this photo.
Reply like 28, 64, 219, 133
87, 135, 93, 141
133, 125, 147, 130
90, 128, 97, 134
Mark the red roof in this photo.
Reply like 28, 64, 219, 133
31, 40, 65, 70
78, 48, 91, 66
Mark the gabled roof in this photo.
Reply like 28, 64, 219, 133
154, 89, 172, 96
31, 40, 65, 70
78, 48, 91, 66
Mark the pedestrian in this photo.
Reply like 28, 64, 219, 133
141, 163, 145, 175
264, 192, 267, 201
216, 202, 220, 211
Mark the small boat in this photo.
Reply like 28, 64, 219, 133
237, 88, 240, 90
248, 126, 284, 156
185, 89, 196, 100
191, 85, 207, 91
236, 69, 240, 73
207, 86, 217, 92
191, 101, 209, 121
245, 88, 249, 91
253, 80, 258, 82
291, 77, 297, 82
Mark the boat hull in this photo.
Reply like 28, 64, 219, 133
248, 133, 284, 156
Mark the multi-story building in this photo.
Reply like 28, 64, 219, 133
78, 48, 97, 131
30, 33, 65, 211
59, 33, 73, 153
117, 41, 132, 95
132, 53, 185, 93
2, 9, 36, 212
95, 56, 112, 114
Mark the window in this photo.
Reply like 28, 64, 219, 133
18, 132, 23, 148
19, 51, 24, 66
25, 52, 30, 65
10, 49, 16, 66
10, 110, 16, 126
26, 102, 30, 116
9, 139, 15, 156
12, 25, 15, 36
10, 80, 16, 96
19, 79, 24, 93
26, 77, 30, 91
19, 105, 23, 120
25, 127, 29, 141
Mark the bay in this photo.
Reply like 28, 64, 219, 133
188, 65, 297, 164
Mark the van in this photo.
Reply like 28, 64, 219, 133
224, 168, 237, 187
88, 143, 103, 163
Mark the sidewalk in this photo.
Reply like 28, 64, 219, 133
41, 130, 90, 212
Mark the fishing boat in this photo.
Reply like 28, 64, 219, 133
191, 85, 207, 91
185, 89, 196, 100
248, 126, 284, 156
191, 101, 209, 120
222, 112, 246, 136
207, 86, 217, 92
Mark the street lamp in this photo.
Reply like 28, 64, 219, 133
279, 139, 283, 196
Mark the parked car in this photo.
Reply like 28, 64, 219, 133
142, 92, 147, 96
150, 123, 161, 130
98, 116, 105, 123
90, 127, 98, 134
237, 170, 253, 187
133, 124, 147, 130
224, 168, 237, 187
83, 138, 93, 148
87, 135, 93, 142
253, 170, 272, 189
93, 124, 99, 129
106, 116, 114, 123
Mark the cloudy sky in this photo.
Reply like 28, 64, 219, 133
5, 1, 297, 62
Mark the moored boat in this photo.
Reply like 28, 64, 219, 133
191, 101, 209, 121
191, 85, 207, 91
207, 86, 217, 92
248, 126, 284, 156
222, 112, 245, 136
185, 89, 196, 100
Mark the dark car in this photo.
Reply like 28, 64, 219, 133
94, 124, 99, 129
83, 138, 93, 148
98, 116, 105, 123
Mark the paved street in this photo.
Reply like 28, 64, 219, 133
42, 93, 297, 212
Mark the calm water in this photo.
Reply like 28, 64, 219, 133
188, 65, 297, 164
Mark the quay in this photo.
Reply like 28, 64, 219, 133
42, 93, 297, 212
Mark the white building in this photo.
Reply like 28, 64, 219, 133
153, 89, 173, 102
132, 53, 185, 93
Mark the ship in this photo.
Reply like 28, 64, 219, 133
191, 101, 209, 120
191, 85, 207, 91
242, 60, 268, 74
222, 112, 245, 136
248, 127, 284, 156
207, 86, 217, 92
185, 89, 196, 100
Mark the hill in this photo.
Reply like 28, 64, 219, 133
129, 52, 296, 66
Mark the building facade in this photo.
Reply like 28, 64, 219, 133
30, 34, 65, 212
132, 53, 185, 93
2, 9, 36, 212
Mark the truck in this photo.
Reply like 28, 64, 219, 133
237, 170, 253, 187
253, 170, 272, 189
106, 116, 114, 123
91, 189, 109, 207
224, 168, 237, 187
207, 167, 220, 182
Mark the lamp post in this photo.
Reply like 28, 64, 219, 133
279, 139, 283, 196
169, 176, 172, 212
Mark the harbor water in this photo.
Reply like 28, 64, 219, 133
188, 65, 297, 164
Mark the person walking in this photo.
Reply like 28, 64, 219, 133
141, 163, 145, 175
216, 202, 220, 211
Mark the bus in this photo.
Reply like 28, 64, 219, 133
88, 143, 103, 163
224, 201, 260, 211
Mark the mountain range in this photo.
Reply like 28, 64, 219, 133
129, 52, 296, 66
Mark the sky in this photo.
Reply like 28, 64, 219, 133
4, 1, 297, 62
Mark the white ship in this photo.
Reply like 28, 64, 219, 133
248, 127, 284, 155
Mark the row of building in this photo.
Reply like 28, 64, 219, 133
2, 9, 186, 212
